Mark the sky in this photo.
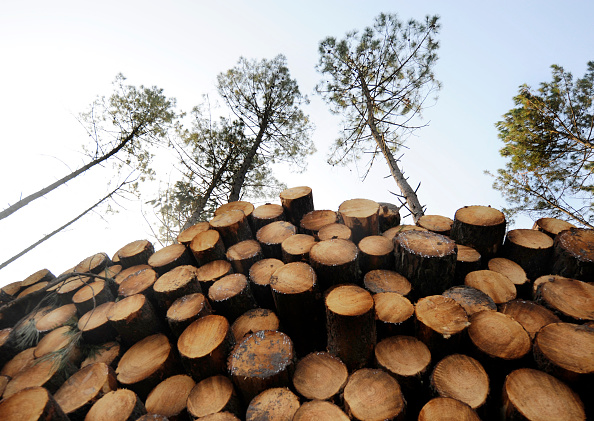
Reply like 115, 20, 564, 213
1, 0, 593, 287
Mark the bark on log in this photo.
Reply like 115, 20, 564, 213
256, 221, 297, 259
279, 186, 314, 227
107, 293, 164, 347
208, 274, 257, 322
357, 235, 394, 273
72, 279, 114, 316
186, 375, 242, 420
195, 260, 233, 295
116, 333, 179, 400
118, 267, 158, 301
338, 198, 380, 244
450, 205, 506, 259
417, 214, 454, 236
230, 308, 280, 343
245, 387, 300, 421
166, 293, 211, 338
53, 362, 117, 421
209, 209, 253, 248
464, 270, 517, 305
80, 341, 121, 369
502, 368, 585, 421
145, 374, 196, 421
85, 388, 147, 421
343, 368, 405, 421
442, 285, 497, 316
373, 292, 414, 339
152, 265, 202, 310
78, 301, 117, 345
177, 315, 233, 382
75, 252, 111, 274
378, 202, 401, 232
536, 277, 594, 322
148, 244, 196, 276
309, 239, 360, 291
317, 222, 352, 241
36, 303, 78, 336
251, 203, 285, 233
16, 281, 49, 299
504, 229, 554, 280
116, 239, 155, 268
293, 400, 350, 421
189, 230, 226, 266
299, 209, 337, 237
532, 274, 568, 298
325, 284, 375, 370
533, 217, 576, 239
393, 230, 457, 299
280, 234, 316, 263
0, 386, 70, 421
552, 228, 594, 281
248, 258, 283, 309
418, 397, 480, 421
177, 221, 211, 246
499, 300, 561, 340
455, 245, 482, 284
0, 281, 21, 304
488, 257, 530, 298
292, 351, 348, 401
226, 240, 263, 275
21, 268, 55, 289
363, 269, 411, 296
227, 330, 295, 404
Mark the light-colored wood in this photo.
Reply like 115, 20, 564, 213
208, 273, 257, 322
293, 400, 350, 421
338, 198, 380, 244
117, 267, 158, 299
552, 228, 594, 282
248, 258, 284, 309
464, 269, 517, 304
488, 257, 530, 297
281, 233, 316, 263
363, 269, 411, 296
226, 239, 263, 275
431, 354, 489, 409
195, 260, 233, 294
300, 209, 337, 236
114, 264, 152, 285
418, 397, 480, 421
504, 229, 555, 279
177, 221, 211, 246
373, 292, 414, 338
16, 281, 48, 299
357, 235, 394, 273
0, 386, 70, 421
107, 293, 164, 346
317, 222, 352, 241
374, 335, 431, 385
190, 230, 226, 266
251, 203, 285, 233
166, 292, 212, 337
148, 243, 195, 276
468, 311, 531, 360
455, 244, 482, 282
85, 388, 147, 421
378, 202, 401, 231
292, 351, 348, 401
152, 265, 202, 310
215, 201, 255, 221
417, 214, 454, 236
256, 220, 297, 259
116, 239, 154, 268
36, 304, 77, 334
187, 375, 242, 420
442, 285, 497, 316
450, 205, 506, 259
309, 239, 359, 291
382, 224, 427, 241
499, 300, 561, 339
279, 186, 314, 227
1, 346, 36, 378
538, 277, 594, 321
34, 326, 79, 363
3, 355, 62, 398
20, 268, 55, 288
231, 308, 280, 343
533, 217, 576, 238
80, 342, 121, 369
78, 301, 117, 345
75, 252, 111, 274
72, 279, 114, 316
145, 374, 196, 420
246, 387, 300, 421
210, 209, 253, 248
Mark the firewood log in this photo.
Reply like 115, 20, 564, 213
373, 292, 414, 338
177, 221, 210, 246
1, 346, 35, 378
317, 222, 352, 241
72, 279, 114, 316
363, 269, 411, 296
36, 303, 77, 336
504, 229, 554, 280
536, 277, 594, 322
145, 374, 196, 421
552, 228, 594, 281
279, 186, 314, 227
0, 386, 70, 421
196, 412, 240, 421
245, 387, 300, 421
378, 202, 401, 231
75, 252, 111, 274
442, 285, 496, 316
226, 240, 263, 275
293, 400, 350, 421
148, 244, 196, 276
53, 362, 117, 420
210, 209, 253, 248
418, 397, 480, 421
215, 201, 255, 229
34, 326, 80, 365
450, 205, 506, 259
189, 230, 226, 266
417, 214, 454, 236
85, 389, 147, 421
230, 308, 280, 343
114, 264, 152, 286
499, 300, 560, 340
455, 245, 482, 283
533, 217, 576, 239
256, 221, 297, 259
338, 198, 380, 244
166, 293, 211, 338
16, 281, 49, 299
343, 368, 406, 421
208, 274, 257, 322
78, 301, 117, 345
118, 267, 158, 300
186, 375, 242, 420
107, 293, 164, 347
20, 268, 55, 289
80, 341, 121, 369
325, 284, 375, 370
382, 224, 427, 242
227, 330, 295, 404
357, 235, 394, 273
195, 260, 233, 295
116, 239, 154, 268
488, 257, 530, 298
292, 351, 348, 401
0, 281, 21, 304
309, 239, 360, 291
3, 354, 64, 397
464, 270, 517, 304
251, 203, 285, 233
137, 414, 169, 421
53, 275, 89, 304
248, 258, 284, 309
299, 209, 337, 236
152, 265, 202, 310
280, 233, 316, 263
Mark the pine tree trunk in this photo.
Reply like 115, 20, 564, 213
248, 258, 284, 309
338, 198, 381, 244
166, 293, 212, 338
309, 239, 360, 291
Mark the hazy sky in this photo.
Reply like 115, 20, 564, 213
1, 1, 593, 286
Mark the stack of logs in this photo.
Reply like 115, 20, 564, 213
0, 185, 593, 421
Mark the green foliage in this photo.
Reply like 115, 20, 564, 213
492, 62, 594, 227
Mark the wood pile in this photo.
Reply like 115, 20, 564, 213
0, 186, 593, 421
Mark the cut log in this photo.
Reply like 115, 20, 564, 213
116, 239, 155, 268
195, 260, 233, 295
80, 341, 121, 369
114, 264, 152, 286
325, 284, 375, 370
499, 300, 561, 340
148, 244, 196, 276
533, 217, 576, 239
245, 387, 300, 421
414, 295, 469, 358
279, 186, 314, 227
196, 413, 240, 421
488, 257, 530, 298
532, 274, 568, 298
552, 228, 594, 281
53, 362, 117, 420
450, 205, 506, 259
118, 267, 158, 300
75, 252, 111, 274
464, 270, 517, 304
0, 374, 7, 397
468, 311, 531, 362
373, 292, 414, 338
338, 198, 380, 244
292, 351, 348, 401
378, 202, 401, 231
85, 389, 147, 421
209, 209, 253, 248
536, 277, 594, 321
177, 221, 211, 246
36, 303, 78, 336
251, 203, 285, 233
137, 414, 169, 421
382, 224, 427, 242
270, 262, 324, 355
248, 258, 284, 309
281, 233, 316, 263
430, 353, 489, 410
72, 279, 114, 316
215, 201, 255, 228
357, 235, 394, 273
107, 293, 164, 347
0, 386, 70, 421
116, 333, 179, 400
317, 222, 352, 241
208, 274, 257, 322
145, 374, 196, 421
455, 245, 482, 283
417, 214, 454, 236
1, 346, 35, 379
78, 301, 116, 345
309, 239, 360, 291
0, 281, 21, 303
186, 375, 242, 420
502, 368, 585, 421
343, 368, 405, 421
34, 325, 80, 364
442, 285, 497, 316
293, 400, 350, 421
166, 293, 211, 338
255, 220, 297, 259
231, 308, 280, 343
21, 268, 55, 289
504, 229, 554, 280
3, 354, 63, 397
53, 275, 89, 304
299, 209, 337, 236
177, 314, 232, 381
152, 265, 202, 310
99, 264, 122, 283
16, 281, 49, 299
418, 397, 480, 421
393, 230, 457, 299
226, 239, 263, 275
227, 330, 295, 404
363, 269, 411, 296
189, 230, 226, 266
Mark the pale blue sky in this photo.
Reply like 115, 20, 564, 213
1, 1, 593, 285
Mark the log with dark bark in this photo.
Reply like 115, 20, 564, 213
177, 314, 232, 381
36, 303, 77, 336
393, 230, 457, 299
248, 258, 284, 309
533, 217, 576, 239
53, 362, 118, 420
72, 279, 114, 316
53, 275, 89, 304
499, 300, 561, 340
299, 209, 337, 236
536, 277, 594, 322
166, 293, 211, 338
85, 388, 147, 421
195, 260, 233, 295
145, 374, 196, 421
186, 375, 243, 420
210, 209, 253, 248
227, 330, 295, 404
363, 269, 411, 296
281, 233, 316, 263
292, 351, 348, 401
16, 281, 49, 299
357, 235, 394, 273
245, 387, 300, 421
0, 281, 21, 304
152, 265, 202, 310
442, 285, 497, 316
256, 220, 297, 259
450, 205, 506, 259
418, 397, 480, 421
293, 400, 350, 421
373, 292, 414, 338
148, 244, 196, 276
231, 308, 280, 343
464, 270, 517, 305
504, 229, 554, 280
251, 203, 285, 233
226, 239, 263, 275
488, 257, 530, 298
317, 222, 352, 241
116, 239, 155, 268
309, 239, 360, 291
343, 368, 405, 421
552, 228, 594, 282
455, 245, 482, 283
177, 221, 211, 246
107, 293, 164, 347
78, 301, 117, 345
325, 284, 375, 370
417, 214, 454, 236
378, 202, 401, 232
189, 230, 226, 266
80, 341, 121, 369
338, 198, 380, 244
20, 268, 55, 289
279, 186, 314, 227
0, 386, 70, 421
208, 274, 257, 322
75, 252, 111, 274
